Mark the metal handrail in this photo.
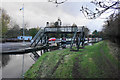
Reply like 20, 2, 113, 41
44, 27, 82, 33
70, 27, 78, 49
31, 29, 44, 46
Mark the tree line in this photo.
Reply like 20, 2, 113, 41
102, 13, 120, 45
5, 25, 40, 38
0, 8, 40, 39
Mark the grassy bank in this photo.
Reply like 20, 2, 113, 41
24, 41, 119, 78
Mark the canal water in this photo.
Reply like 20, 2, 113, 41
1, 49, 55, 78
2, 53, 35, 78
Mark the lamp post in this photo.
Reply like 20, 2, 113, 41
21, 3, 25, 78
23, 3, 25, 43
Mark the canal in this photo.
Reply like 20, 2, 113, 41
2, 53, 35, 78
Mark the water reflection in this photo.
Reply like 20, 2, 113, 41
2, 53, 35, 78
2, 55, 10, 67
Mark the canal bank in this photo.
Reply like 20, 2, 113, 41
24, 41, 119, 78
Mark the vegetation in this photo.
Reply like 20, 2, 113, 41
24, 41, 119, 78
0, 9, 10, 38
103, 13, 120, 45
29, 28, 39, 38
89, 30, 103, 38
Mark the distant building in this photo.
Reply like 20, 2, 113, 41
17, 36, 32, 40
57, 18, 62, 26
46, 22, 49, 27
46, 18, 62, 27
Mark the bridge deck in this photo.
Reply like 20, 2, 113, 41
44, 27, 83, 33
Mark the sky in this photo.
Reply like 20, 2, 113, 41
1, 0, 112, 33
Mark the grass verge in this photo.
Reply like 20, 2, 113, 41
24, 41, 119, 78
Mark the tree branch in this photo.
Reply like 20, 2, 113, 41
48, 0, 67, 6
80, 0, 120, 19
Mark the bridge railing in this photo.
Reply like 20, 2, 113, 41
44, 27, 83, 33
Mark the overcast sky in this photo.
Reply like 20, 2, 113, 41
1, 0, 112, 32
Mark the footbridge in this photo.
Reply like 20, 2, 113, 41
31, 26, 85, 49
2, 26, 85, 59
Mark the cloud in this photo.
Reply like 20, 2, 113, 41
2, 1, 106, 32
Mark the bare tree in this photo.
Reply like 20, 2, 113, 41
48, 0, 67, 7
80, 0, 120, 19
